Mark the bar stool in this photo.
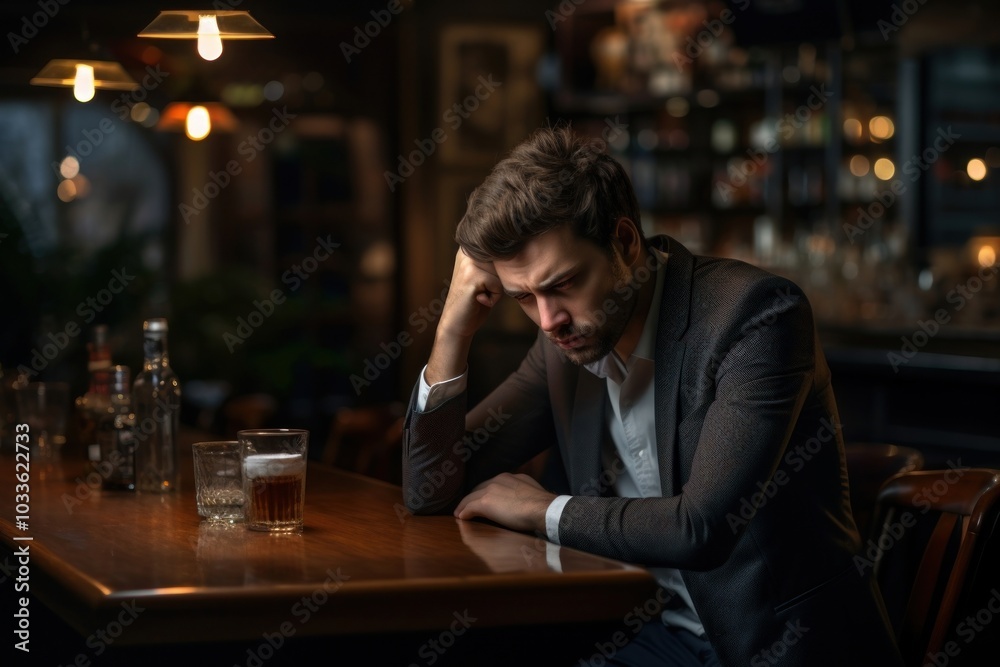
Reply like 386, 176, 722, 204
845, 442, 924, 540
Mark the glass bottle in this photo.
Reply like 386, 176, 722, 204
98, 365, 136, 491
133, 318, 182, 493
76, 325, 113, 462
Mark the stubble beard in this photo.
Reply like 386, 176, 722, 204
555, 257, 637, 366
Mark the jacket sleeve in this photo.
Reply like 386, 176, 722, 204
401, 330, 559, 515
556, 278, 818, 570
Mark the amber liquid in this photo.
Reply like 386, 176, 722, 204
247, 473, 304, 531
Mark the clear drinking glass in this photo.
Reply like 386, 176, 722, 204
192, 440, 245, 522
15, 381, 70, 459
238, 429, 308, 532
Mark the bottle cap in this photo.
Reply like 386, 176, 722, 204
143, 318, 169, 335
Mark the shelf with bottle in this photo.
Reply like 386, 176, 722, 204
550, 1, 908, 264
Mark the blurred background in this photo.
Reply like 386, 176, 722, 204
0, 0, 998, 471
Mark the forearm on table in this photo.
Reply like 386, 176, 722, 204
402, 387, 470, 515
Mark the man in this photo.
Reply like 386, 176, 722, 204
402, 125, 902, 666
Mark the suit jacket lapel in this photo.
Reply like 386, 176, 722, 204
568, 369, 607, 496
651, 236, 693, 499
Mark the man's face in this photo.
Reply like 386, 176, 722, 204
493, 225, 636, 365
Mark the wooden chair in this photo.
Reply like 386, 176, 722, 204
222, 393, 277, 433
870, 468, 1000, 667
322, 402, 405, 484
845, 442, 925, 540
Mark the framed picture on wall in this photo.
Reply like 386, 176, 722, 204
438, 23, 545, 166
436, 170, 482, 266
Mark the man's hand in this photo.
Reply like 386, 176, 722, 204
425, 248, 503, 384
454, 472, 555, 535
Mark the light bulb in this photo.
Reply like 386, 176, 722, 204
73, 64, 95, 102
185, 105, 211, 140
197, 15, 223, 61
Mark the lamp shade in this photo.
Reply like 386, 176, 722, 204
30, 59, 139, 91
138, 10, 274, 39
158, 101, 238, 136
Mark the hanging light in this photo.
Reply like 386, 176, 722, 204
138, 10, 273, 61
72, 64, 95, 102
157, 101, 237, 141
29, 22, 139, 103
196, 15, 223, 61
30, 59, 139, 102
185, 105, 211, 140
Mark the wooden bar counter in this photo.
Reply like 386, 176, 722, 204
1, 433, 657, 664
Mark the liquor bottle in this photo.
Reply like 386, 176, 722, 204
75, 325, 113, 462
98, 365, 136, 491
133, 318, 182, 493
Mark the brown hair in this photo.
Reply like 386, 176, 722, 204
455, 124, 642, 261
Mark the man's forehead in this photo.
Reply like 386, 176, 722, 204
494, 255, 587, 293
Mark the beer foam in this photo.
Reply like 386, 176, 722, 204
243, 453, 305, 479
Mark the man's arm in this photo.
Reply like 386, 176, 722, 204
425, 248, 502, 384
402, 332, 558, 516
554, 278, 818, 569
402, 249, 558, 516
452, 277, 822, 568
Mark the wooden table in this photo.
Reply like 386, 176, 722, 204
0, 436, 657, 663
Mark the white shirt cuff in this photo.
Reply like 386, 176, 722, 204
416, 365, 468, 412
545, 495, 572, 545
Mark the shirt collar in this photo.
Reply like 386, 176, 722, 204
584, 248, 668, 381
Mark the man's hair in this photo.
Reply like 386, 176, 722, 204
455, 124, 642, 261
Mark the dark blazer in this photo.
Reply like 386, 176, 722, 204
402, 235, 903, 666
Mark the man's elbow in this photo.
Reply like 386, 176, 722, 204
679, 522, 741, 571
403, 493, 455, 516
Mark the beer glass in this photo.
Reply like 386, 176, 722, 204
238, 429, 308, 532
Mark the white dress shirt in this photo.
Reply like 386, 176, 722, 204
416, 248, 704, 637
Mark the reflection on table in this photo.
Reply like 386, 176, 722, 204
0, 432, 656, 650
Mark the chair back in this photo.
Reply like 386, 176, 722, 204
322, 402, 405, 484
845, 442, 924, 540
871, 468, 1000, 667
